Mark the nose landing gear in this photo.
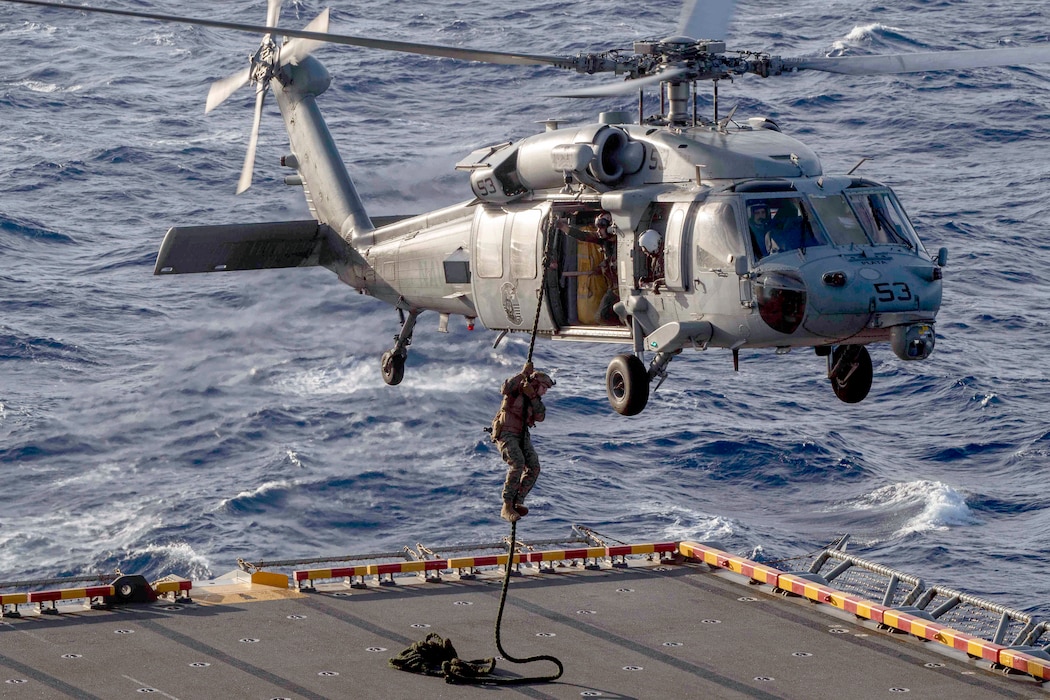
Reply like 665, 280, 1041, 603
828, 344, 872, 403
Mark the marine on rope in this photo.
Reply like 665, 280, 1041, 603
491, 361, 554, 523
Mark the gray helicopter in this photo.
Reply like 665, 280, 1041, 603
10, 0, 1050, 415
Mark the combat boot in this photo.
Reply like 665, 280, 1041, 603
500, 500, 520, 523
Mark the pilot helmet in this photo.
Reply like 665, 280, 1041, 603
595, 212, 612, 229
639, 229, 662, 255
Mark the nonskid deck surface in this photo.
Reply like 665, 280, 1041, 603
0, 557, 1042, 699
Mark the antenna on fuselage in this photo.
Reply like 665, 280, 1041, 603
847, 157, 871, 175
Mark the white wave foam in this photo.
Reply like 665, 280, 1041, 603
829, 23, 905, 55
650, 505, 736, 542
18, 80, 82, 94
216, 478, 296, 510
273, 360, 496, 398
854, 480, 978, 535
845, 22, 900, 43
14, 21, 58, 37
0, 502, 162, 574
135, 541, 212, 579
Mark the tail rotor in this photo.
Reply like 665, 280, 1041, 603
203, 0, 330, 193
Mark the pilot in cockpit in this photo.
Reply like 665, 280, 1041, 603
748, 202, 773, 255
766, 201, 805, 254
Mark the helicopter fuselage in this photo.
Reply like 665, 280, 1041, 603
333, 117, 942, 360
156, 54, 944, 412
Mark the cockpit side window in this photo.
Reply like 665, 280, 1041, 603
846, 190, 923, 250
695, 200, 744, 270
746, 196, 824, 259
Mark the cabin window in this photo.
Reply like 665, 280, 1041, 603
510, 209, 541, 280
475, 211, 505, 278
809, 194, 868, 246
695, 200, 744, 269
663, 206, 687, 291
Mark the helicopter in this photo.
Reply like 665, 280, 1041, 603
9, 0, 1050, 415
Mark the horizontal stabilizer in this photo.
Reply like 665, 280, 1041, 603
154, 220, 328, 274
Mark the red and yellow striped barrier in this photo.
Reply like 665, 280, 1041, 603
678, 541, 780, 585
153, 579, 193, 600
999, 648, 1050, 681
27, 585, 114, 604
23, 585, 114, 614
294, 564, 371, 583
294, 541, 678, 590
0, 591, 29, 616
0, 592, 29, 606
0, 578, 192, 617
677, 541, 1041, 679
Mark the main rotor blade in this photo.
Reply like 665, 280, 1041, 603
237, 87, 267, 195
555, 67, 689, 98
279, 8, 331, 67
205, 67, 251, 114
788, 45, 1050, 75
677, 0, 736, 41
1, 0, 576, 70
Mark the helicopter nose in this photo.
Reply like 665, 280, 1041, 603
754, 270, 807, 334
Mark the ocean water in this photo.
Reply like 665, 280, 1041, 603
2, 0, 1049, 616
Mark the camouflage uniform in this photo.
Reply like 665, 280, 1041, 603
492, 369, 552, 509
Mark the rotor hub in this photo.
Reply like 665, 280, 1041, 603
248, 36, 280, 84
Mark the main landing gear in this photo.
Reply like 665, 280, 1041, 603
605, 354, 649, 416
827, 344, 873, 403
381, 308, 419, 386
604, 350, 676, 416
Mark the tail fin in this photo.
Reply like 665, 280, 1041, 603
272, 56, 375, 246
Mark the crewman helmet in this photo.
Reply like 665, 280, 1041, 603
639, 229, 662, 254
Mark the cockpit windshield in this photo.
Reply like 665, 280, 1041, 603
746, 188, 924, 259
846, 189, 924, 251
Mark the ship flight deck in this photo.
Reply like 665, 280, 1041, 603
1, 535, 1046, 699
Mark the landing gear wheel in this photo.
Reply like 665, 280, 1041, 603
828, 345, 872, 403
381, 350, 405, 386
606, 354, 650, 416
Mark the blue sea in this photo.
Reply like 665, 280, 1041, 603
2, 0, 1048, 616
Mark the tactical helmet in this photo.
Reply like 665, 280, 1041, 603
530, 371, 555, 389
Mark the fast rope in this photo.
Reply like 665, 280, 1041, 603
491, 517, 564, 683
524, 221, 556, 366
390, 220, 563, 685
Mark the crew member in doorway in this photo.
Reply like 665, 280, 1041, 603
491, 362, 555, 523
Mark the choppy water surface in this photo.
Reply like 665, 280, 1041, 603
1, 0, 1048, 614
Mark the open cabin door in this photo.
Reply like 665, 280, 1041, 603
470, 203, 557, 332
